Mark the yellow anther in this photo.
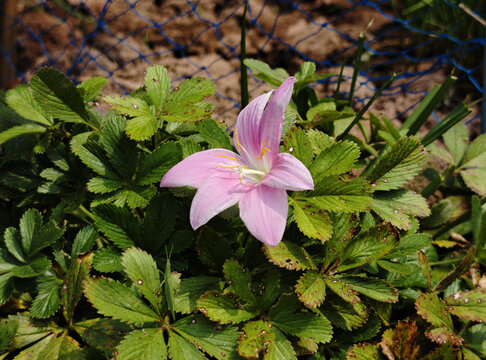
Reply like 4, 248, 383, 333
233, 128, 242, 152
216, 165, 240, 169
256, 141, 271, 160
215, 154, 240, 161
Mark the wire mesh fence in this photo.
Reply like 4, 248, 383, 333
0, 0, 484, 124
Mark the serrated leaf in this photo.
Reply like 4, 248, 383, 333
237, 320, 276, 359
77, 76, 108, 103
197, 290, 257, 324
0, 317, 18, 352
292, 200, 332, 242
92, 204, 140, 249
74, 140, 119, 178
0, 124, 47, 145
121, 247, 161, 312
71, 226, 98, 258
463, 324, 486, 358
7, 314, 55, 349
371, 190, 430, 230
259, 270, 280, 312
306, 176, 372, 212
136, 142, 182, 185
295, 271, 326, 308
87, 176, 122, 194
346, 343, 381, 360
30, 274, 62, 318
426, 327, 463, 346
444, 289, 486, 322
271, 312, 332, 344
116, 328, 166, 360
84, 277, 160, 324
323, 212, 358, 267
335, 226, 397, 272
322, 295, 368, 330
380, 320, 420, 360
263, 241, 316, 271
14, 333, 56, 360
309, 141, 360, 182
325, 276, 365, 314
264, 328, 296, 360
416, 292, 453, 328
145, 65, 171, 111
168, 331, 207, 360
459, 134, 486, 196
433, 246, 475, 292
92, 246, 123, 273
0, 273, 14, 305
367, 136, 426, 190
30, 68, 90, 124
306, 129, 334, 156
283, 127, 314, 167
223, 259, 257, 306
11, 255, 51, 278
337, 275, 398, 303
195, 119, 232, 150
417, 250, 432, 290
62, 254, 92, 324
443, 122, 468, 165
197, 227, 232, 269
142, 193, 176, 253
174, 277, 219, 314
104, 96, 158, 141
5, 85, 52, 126
243, 59, 289, 87
173, 315, 240, 360
384, 233, 431, 259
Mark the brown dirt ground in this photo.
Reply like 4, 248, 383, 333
5, 0, 481, 132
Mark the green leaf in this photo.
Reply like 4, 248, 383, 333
295, 271, 326, 308
77, 76, 108, 103
263, 241, 316, 271
416, 292, 453, 328
19, 208, 65, 258
136, 142, 182, 185
197, 227, 232, 269
142, 193, 176, 252
173, 315, 240, 360
121, 247, 161, 312
323, 212, 358, 267
259, 270, 280, 312
144, 65, 171, 111
168, 331, 207, 360
371, 190, 430, 230
346, 343, 382, 360
309, 141, 360, 182
104, 96, 158, 141
11, 255, 51, 278
337, 275, 398, 303
223, 259, 257, 306
243, 59, 289, 87
384, 233, 431, 259
292, 200, 332, 242
271, 312, 332, 344
92, 246, 123, 273
325, 276, 366, 317
116, 328, 166, 360
30, 68, 90, 124
444, 289, 486, 322
174, 277, 219, 314
73, 318, 130, 358
459, 134, 486, 196
417, 250, 432, 290
426, 327, 463, 346
0, 317, 18, 353
237, 320, 276, 359
379, 320, 420, 360
71, 226, 98, 258
306, 176, 372, 213
283, 128, 314, 167
366, 136, 427, 190
165, 259, 180, 318
7, 314, 55, 349
443, 121, 468, 165
5, 85, 52, 126
30, 274, 63, 318
84, 277, 160, 324
14, 333, 56, 360
0, 273, 14, 305
433, 246, 475, 292
335, 226, 397, 272
92, 204, 140, 249
321, 295, 367, 330
195, 119, 232, 150
463, 324, 486, 358
197, 290, 257, 324
62, 254, 92, 324
0, 124, 47, 145
306, 129, 334, 156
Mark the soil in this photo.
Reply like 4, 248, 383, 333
6, 0, 481, 131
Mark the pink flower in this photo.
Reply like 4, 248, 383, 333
160, 77, 314, 246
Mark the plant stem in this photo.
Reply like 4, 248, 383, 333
421, 165, 455, 198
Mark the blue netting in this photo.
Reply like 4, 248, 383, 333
0, 0, 484, 124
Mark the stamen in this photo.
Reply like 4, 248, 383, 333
215, 154, 240, 161
256, 141, 271, 160
233, 128, 242, 153
216, 165, 240, 169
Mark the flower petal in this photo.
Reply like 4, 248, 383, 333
239, 185, 288, 246
259, 77, 296, 162
190, 175, 248, 229
262, 152, 314, 191
234, 90, 274, 163
160, 149, 241, 188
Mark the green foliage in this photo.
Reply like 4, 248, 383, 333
0, 61, 484, 360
